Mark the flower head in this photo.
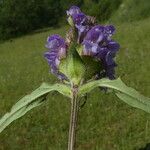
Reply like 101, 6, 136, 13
44, 6, 120, 83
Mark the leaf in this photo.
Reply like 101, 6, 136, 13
79, 78, 150, 113
0, 83, 71, 133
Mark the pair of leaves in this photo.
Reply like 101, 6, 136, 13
0, 78, 150, 133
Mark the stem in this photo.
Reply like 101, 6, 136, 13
68, 86, 78, 150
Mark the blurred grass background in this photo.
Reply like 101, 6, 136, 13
0, 0, 150, 149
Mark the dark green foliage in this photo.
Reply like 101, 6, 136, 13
82, 0, 122, 21
0, 0, 62, 40
0, 0, 150, 40
0, 0, 84, 40
0, 0, 123, 40
60, 0, 83, 12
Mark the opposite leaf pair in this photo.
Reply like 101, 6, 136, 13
0, 78, 150, 133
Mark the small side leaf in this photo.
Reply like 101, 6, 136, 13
0, 83, 71, 133
79, 78, 150, 113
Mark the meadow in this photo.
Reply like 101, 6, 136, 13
0, 18, 150, 150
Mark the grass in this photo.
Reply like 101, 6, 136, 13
0, 18, 150, 150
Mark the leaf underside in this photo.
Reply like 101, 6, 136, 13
79, 78, 150, 113
0, 83, 71, 133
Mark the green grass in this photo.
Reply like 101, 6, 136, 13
0, 18, 150, 150
110, 0, 150, 23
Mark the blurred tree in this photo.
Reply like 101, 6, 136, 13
82, 0, 122, 21
0, 0, 149, 40
111, 0, 150, 22
0, 0, 62, 40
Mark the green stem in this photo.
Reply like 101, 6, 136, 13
68, 85, 79, 150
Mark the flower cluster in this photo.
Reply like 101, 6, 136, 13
82, 25, 120, 79
44, 6, 120, 82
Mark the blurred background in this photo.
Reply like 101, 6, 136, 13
0, 0, 150, 40
0, 0, 150, 150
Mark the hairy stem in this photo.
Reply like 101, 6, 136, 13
68, 85, 78, 150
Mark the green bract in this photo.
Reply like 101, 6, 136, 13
59, 43, 85, 85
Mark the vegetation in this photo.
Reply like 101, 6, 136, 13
2, 0, 150, 40
0, 0, 82, 40
0, 0, 150, 149
111, 0, 150, 22
0, 17, 150, 149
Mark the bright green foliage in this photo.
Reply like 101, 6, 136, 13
0, 83, 71, 133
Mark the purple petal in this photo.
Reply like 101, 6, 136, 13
84, 25, 104, 43
82, 40, 99, 56
107, 40, 120, 52
105, 25, 116, 36
72, 13, 87, 26
66, 6, 81, 16
46, 34, 66, 51
96, 47, 108, 60
105, 51, 117, 66
77, 25, 90, 43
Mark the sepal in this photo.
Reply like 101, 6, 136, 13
59, 43, 85, 85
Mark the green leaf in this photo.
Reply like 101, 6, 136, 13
0, 83, 71, 133
79, 78, 150, 113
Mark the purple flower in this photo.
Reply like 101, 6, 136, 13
72, 13, 90, 43
67, 6, 93, 44
71, 13, 87, 25
44, 6, 120, 81
82, 25, 120, 79
44, 34, 68, 80
66, 6, 81, 16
